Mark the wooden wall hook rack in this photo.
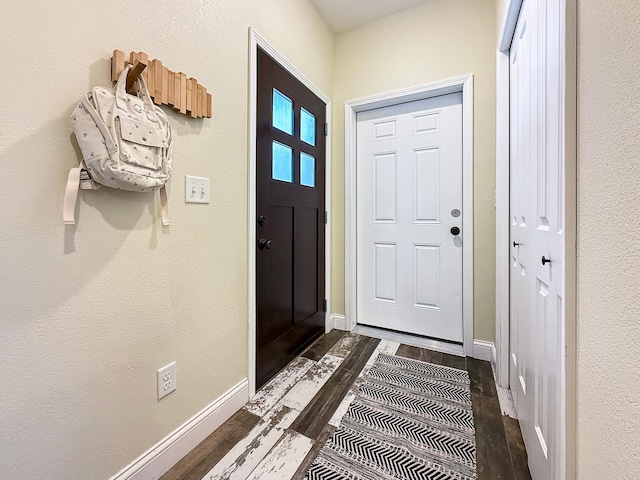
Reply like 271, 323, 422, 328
111, 50, 212, 119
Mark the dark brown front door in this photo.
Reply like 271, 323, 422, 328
256, 48, 326, 388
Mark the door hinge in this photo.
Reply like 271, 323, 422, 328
323, 299, 327, 312
324, 122, 329, 136
323, 210, 328, 224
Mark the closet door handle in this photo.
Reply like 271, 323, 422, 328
541, 255, 551, 265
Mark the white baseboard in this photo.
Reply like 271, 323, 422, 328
325, 312, 333, 333
331, 313, 348, 331
473, 339, 496, 363
109, 379, 249, 480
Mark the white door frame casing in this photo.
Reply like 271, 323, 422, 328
495, 0, 577, 477
345, 76, 475, 357
248, 28, 332, 397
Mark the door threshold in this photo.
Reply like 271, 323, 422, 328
352, 325, 464, 357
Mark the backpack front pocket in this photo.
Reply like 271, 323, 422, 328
116, 116, 166, 171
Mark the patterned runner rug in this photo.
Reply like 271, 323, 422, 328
306, 353, 476, 480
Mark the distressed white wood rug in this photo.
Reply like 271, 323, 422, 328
306, 354, 477, 480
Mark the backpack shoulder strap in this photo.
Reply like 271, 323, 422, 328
81, 93, 118, 156
64, 163, 170, 226
63, 161, 83, 225
160, 184, 170, 226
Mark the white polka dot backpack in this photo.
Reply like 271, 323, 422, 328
64, 64, 173, 225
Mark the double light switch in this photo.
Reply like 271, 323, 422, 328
185, 175, 210, 204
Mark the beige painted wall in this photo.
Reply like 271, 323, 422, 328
577, 0, 640, 476
250, 0, 334, 95
0, 0, 333, 478
330, 0, 498, 341
496, 0, 509, 34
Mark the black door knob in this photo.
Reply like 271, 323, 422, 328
541, 255, 551, 265
513, 241, 520, 247
258, 238, 272, 250
257, 215, 267, 226
450, 226, 460, 236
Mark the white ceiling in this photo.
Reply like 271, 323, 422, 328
310, 0, 431, 33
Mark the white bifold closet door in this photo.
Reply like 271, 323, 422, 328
510, 0, 565, 477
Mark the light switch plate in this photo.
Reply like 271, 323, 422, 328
185, 175, 210, 204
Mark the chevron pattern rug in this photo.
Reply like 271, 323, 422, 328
306, 354, 476, 480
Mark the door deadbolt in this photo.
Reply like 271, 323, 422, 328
258, 238, 272, 250
257, 215, 267, 226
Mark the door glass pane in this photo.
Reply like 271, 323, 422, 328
300, 108, 316, 146
273, 89, 293, 135
300, 152, 315, 187
272, 142, 293, 183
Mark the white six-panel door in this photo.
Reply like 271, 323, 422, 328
510, 0, 565, 477
356, 94, 463, 342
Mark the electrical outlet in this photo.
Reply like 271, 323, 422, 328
157, 361, 177, 400
185, 175, 210, 204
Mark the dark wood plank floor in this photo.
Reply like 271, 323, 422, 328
162, 332, 531, 480
160, 408, 261, 480
290, 335, 380, 441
